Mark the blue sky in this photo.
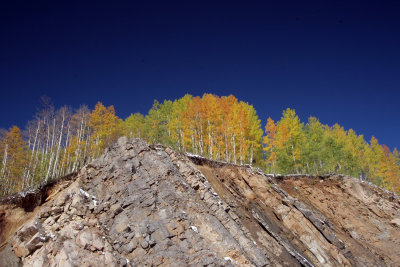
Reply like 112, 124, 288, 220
1, 0, 399, 149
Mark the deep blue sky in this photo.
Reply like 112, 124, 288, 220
1, 0, 399, 149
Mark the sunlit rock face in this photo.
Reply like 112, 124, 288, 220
1, 137, 399, 267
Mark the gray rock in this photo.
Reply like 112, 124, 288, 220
122, 239, 138, 253
5, 138, 395, 267
0, 244, 21, 267
140, 239, 149, 249
111, 214, 130, 235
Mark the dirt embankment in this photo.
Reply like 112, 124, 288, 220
0, 173, 77, 247
190, 156, 400, 267
278, 175, 400, 265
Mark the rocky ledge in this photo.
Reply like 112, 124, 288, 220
0, 137, 399, 266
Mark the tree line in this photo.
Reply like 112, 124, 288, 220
0, 98, 121, 196
0, 94, 399, 197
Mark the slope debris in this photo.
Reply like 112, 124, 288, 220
0, 137, 399, 266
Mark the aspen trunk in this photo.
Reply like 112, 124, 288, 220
291, 145, 299, 174
45, 118, 57, 182
1, 144, 8, 181
249, 143, 253, 166
24, 120, 40, 187
232, 134, 236, 164
51, 112, 65, 178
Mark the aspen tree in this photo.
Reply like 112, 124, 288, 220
275, 108, 304, 173
1, 126, 28, 195
264, 118, 277, 173
89, 102, 122, 157
123, 113, 145, 139
380, 145, 400, 192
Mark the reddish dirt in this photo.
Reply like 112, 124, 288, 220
0, 174, 76, 248
278, 176, 400, 266
192, 157, 400, 267
197, 164, 303, 267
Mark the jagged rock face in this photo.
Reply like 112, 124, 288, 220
0, 137, 399, 266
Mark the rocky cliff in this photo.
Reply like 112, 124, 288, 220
0, 137, 399, 266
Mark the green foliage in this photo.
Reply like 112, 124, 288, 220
137, 94, 264, 165
1, 94, 399, 197
263, 109, 400, 193
143, 100, 173, 145
123, 113, 145, 139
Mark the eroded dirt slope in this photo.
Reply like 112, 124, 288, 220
0, 137, 399, 266
191, 157, 400, 267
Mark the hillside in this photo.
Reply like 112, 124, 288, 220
0, 137, 399, 266
1, 94, 399, 200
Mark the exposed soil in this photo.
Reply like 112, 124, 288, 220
278, 176, 400, 266
191, 156, 400, 266
0, 173, 76, 248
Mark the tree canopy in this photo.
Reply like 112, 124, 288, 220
1, 94, 399, 197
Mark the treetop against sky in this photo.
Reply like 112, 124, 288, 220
1, 93, 399, 197
1, 1, 399, 150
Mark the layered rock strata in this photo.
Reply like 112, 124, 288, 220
0, 137, 398, 266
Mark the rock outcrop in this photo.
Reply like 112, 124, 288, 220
0, 137, 399, 266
